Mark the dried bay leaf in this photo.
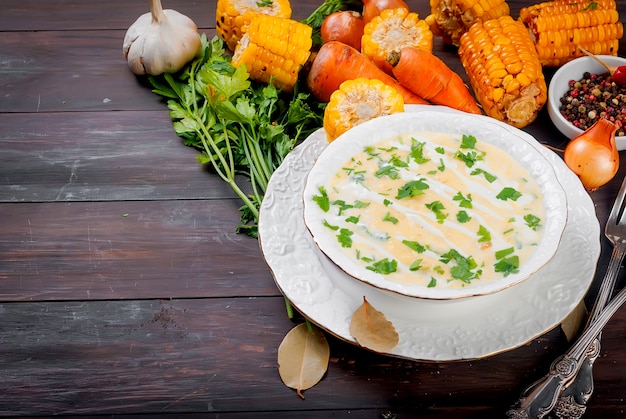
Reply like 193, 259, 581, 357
350, 296, 399, 352
277, 323, 330, 399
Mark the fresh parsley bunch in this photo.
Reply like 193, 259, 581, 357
150, 35, 323, 237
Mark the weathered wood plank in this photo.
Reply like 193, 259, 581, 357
1, 0, 220, 31
0, 30, 189, 113
0, 297, 624, 417
1, 0, 625, 417
0, 0, 328, 31
0, 200, 276, 301
0, 297, 566, 414
0, 0, 577, 32
0, 111, 235, 202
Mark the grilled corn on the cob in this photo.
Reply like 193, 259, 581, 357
459, 15, 547, 128
361, 8, 433, 74
216, 0, 292, 51
323, 78, 405, 142
231, 14, 312, 92
427, 0, 510, 46
519, 0, 623, 66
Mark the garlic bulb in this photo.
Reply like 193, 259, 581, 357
123, 0, 202, 76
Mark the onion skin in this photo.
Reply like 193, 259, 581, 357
361, 0, 409, 23
564, 117, 619, 191
321, 11, 365, 51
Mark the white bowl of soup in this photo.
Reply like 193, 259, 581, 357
302, 108, 567, 300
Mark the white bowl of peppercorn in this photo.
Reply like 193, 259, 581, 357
547, 55, 626, 150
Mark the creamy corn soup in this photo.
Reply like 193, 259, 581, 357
311, 131, 545, 289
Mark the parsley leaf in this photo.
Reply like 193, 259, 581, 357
460, 134, 477, 149
456, 210, 472, 223
455, 150, 481, 167
494, 255, 519, 276
524, 213, 542, 231
426, 200, 448, 223
440, 249, 481, 283
383, 212, 399, 224
323, 220, 339, 230
332, 199, 353, 215
453, 191, 473, 208
437, 158, 446, 172
497, 187, 522, 201
495, 247, 515, 259
337, 228, 354, 248
477, 225, 491, 243
402, 240, 426, 253
410, 138, 430, 164
389, 155, 409, 168
396, 178, 429, 199
410, 259, 423, 271
313, 186, 330, 212
375, 165, 400, 179
470, 168, 497, 183
494, 247, 519, 277
367, 258, 398, 274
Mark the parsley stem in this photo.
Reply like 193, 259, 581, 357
284, 297, 295, 319
150, 36, 322, 235
242, 135, 268, 193
194, 113, 259, 219
241, 124, 272, 190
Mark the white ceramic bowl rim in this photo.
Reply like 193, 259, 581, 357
302, 108, 568, 300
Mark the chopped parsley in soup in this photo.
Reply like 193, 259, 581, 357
312, 131, 545, 289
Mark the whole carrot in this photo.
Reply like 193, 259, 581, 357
389, 47, 481, 114
306, 41, 428, 105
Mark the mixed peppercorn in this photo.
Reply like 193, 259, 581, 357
559, 71, 626, 137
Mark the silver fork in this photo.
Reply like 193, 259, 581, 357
554, 175, 626, 418
507, 174, 626, 419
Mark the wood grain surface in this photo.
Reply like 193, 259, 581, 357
1, 0, 625, 417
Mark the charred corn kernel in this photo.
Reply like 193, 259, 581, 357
215, 0, 292, 51
427, 0, 510, 46
361, 8, 433, 74
231, 14, 312, 92
323, 78, 405, 142
519, 0, 623, 66
459, 15, 547, 128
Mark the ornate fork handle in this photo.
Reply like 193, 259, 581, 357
554, 244, 626, 418
507, 283, 626, 419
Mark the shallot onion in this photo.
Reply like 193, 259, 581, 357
564, 117, 619, 191
361, 0, 409, 23
321, 11, 365, 51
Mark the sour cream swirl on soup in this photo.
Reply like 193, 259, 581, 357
311, 131, 545, 290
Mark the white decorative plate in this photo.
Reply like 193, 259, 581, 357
302, 111, 568, 300
258, 105, 600, 361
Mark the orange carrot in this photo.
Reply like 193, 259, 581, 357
389, 47, 482, 114
306, 41, 428, 105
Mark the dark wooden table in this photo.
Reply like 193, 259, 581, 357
1, 1, 625, 417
